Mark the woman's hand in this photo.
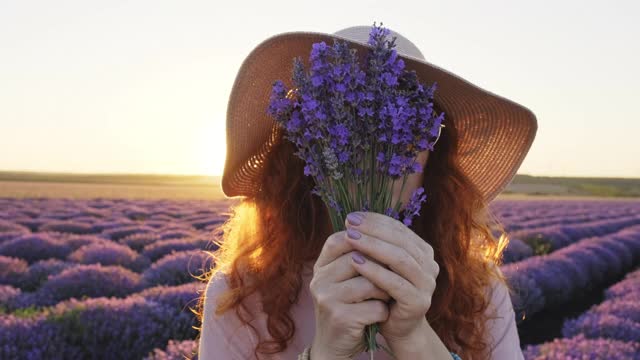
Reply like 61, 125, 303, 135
309, 229, 393, 360
343, 211, 439, 344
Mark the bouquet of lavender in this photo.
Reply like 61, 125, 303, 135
267, 22, 445, 359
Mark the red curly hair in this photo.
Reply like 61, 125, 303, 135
194, 104, 512, 360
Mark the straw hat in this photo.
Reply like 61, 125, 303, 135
221, 24, 538, 204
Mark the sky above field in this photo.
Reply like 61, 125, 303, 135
1, 0, 638, 178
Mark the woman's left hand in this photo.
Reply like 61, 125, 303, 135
344, 210, 439, 343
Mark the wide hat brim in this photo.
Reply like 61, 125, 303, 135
221, 30, 538, 204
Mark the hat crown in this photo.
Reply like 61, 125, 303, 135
332, 25, 426, 61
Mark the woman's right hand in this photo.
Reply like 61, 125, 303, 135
309, 230, 392, 360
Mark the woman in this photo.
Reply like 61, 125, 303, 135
195, 25, 537, 360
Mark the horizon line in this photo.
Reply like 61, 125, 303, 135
1, 169, 639, 180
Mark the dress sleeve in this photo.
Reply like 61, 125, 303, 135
198, 272, 260, 360
484, 268, 525, 360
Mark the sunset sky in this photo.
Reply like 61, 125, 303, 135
1, 0, 638, 178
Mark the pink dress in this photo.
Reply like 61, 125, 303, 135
197, 263, 524, 360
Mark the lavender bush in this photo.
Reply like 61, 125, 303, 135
35, 264, 142, 306
134, 284, 206, 341
57, 234, 111, 250
67, 242, 151, 272
123, 206, 150, 221
158, 229, 197, 240
136, 282, 205, 311
188, 216, 224, 230
0, 233, 71, 264
502, 238, 534, 263
0, 255, 28, 287
141, 250, 211, 287
605, 269, 640, 300
561, 267, 640, 344
119, 232, 162, 252
91, 219, 136, 233
40, 220, 95, 235
101, 224, 155, 241
0, 230, 30, 244
142, 237, 210, 262
0, 220, 30, 243
562, 308, 640, 343
45, 296, 197, 359
626, 269, 640, 280
0, 219, 30, 234
500, 266, 545, 323
0, 285, 22, 310
21, 259, 75, 292
2, 285, 203, 359
0, 312, 81, 360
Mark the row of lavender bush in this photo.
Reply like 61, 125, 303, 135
502, 214, 640, 263
0, 201, 221, 306
501, 224, 640, 322
562, 267, 640, 344
0, 248, 211, 308
490, 200, 640, 232
521, 267, 640, 359
0, 281, 204, 360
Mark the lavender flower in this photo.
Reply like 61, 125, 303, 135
401, 187, 427, 226
268, 21, 445, 357
268, 22, 442, 227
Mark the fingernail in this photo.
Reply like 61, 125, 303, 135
352, 252, 365, 264
347, 212, 363, 226
347, 228, 361, 240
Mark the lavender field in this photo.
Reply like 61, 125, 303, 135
1, 197, 639, 359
